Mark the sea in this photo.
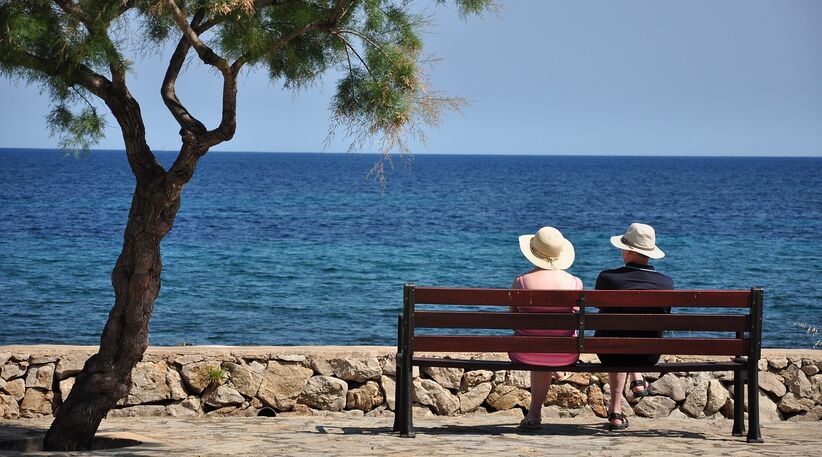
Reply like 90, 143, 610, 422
1, 148, 820, 349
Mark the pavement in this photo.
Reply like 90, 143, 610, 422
1, 414, 820, 456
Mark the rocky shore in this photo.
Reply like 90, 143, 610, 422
1, 346, 819, 423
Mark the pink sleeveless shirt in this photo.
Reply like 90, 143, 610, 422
508, 269, 582, 367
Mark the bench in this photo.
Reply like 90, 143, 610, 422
392, 284, 764, 443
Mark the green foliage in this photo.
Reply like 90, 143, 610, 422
0, 0, 494, 161
207, 367, 228, 384
47, 103, 106, 156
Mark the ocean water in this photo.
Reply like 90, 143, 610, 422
0, 149, 820, 349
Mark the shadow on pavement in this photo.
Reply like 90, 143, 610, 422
316, 422, 707, 439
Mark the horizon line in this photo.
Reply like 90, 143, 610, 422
1, 146, 820, 159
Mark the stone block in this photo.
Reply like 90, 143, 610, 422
330, 358, 382, 382
203, 385, 245, 408
634, 396, 676, 418
705, 379, 729, 416
462, 370, 493, 388
298, 376, 348, 412
0, 393, 19, 419
783, 365, 812, 398
25, 364, 55, 389
458, 382, 491, 413
19, 389, 53, 418
758, 371, 786, 397
412, 379, 459, 415
546, 383, 587, 408
681, 380, 709, 418
224, 362, 263, 398
380, 375, 396, 410
180, 361, 222, 394
649, 373, 686, 402
257, 361, 314, 411
424, 366, 464, 389
485, 384, 529, 411
55, 354, 88, 380
1, 378, 25, 401
346, 381, 384, 412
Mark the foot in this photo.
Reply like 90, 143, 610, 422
517, 415, 542, 431
607, 412, 629, 431
630, 379, 648, 398
553, 372, 573, 383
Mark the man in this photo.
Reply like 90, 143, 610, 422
595, 223, 673, 431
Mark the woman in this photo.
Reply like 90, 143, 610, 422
508, 226, 582, 430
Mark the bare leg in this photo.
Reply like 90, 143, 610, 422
526, 371, 553, 421
628, 372, 646, 395
608, 372, 628, 427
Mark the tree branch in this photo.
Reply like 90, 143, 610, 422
163, 0, 230, 73
52, 0, 128, 87
161, 9, 209, 135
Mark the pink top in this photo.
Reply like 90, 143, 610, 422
508, 269, 582, 367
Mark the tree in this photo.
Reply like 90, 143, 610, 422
0, 0, 491, 450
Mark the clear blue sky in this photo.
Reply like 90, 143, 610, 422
1, 0, 820, 156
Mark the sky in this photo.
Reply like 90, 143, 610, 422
0, 0, 820, 156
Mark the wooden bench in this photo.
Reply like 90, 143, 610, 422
392, 284, 764, 443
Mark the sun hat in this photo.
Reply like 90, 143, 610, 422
610, 223, 665, 259
518, 226, 575, 270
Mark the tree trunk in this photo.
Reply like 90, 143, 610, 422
43, 170, 183, 451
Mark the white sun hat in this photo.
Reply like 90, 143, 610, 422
610, 223, 665, 259
518, 226, 575, 271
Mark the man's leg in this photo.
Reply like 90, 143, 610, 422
608, 372, 628, 427
628, 372, 647, 396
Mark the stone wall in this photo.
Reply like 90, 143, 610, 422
1, 346, 820, 422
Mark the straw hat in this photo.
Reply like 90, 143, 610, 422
518, 226, 575, 270
610, 223, 665, 259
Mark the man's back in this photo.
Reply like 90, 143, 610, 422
595, 262, 674, 337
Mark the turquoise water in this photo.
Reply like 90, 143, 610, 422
0, 149, 820, 348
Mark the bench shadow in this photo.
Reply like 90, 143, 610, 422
315, 422, 708, 440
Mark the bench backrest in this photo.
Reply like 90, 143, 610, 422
400, 285, 763, 359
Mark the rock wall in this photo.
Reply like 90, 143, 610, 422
1, 346, 820, 422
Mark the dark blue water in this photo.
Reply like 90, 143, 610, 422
1, 149, 820, 348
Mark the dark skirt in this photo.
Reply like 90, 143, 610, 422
597, 353, 660, 366
595, 328, 661, 367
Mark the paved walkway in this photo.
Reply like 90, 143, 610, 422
1, 415, 819, 456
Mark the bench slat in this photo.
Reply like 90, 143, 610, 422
413, 335, 748, 356
413, 288, 751, 308
415, 311, 749, 332
412, 357, 746, 373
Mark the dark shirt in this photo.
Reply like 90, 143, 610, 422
595, 262, 674, 338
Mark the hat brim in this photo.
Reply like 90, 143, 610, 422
610, 235, 665, 259
519, 234, 575, 270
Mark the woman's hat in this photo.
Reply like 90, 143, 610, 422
518, 226, 575, 270
610, 223, 665, 259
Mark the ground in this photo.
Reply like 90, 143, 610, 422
1, 414, 819, 456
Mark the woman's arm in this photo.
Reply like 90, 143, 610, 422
509, 277, 521, 313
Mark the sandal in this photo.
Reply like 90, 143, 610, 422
607, 412, 629, 431
517, 416, 542, 431
630, 379, 648, 398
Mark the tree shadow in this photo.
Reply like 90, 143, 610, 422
0, 421, 153, 455
0, 421, 48, 441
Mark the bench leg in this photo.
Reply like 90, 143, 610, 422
398, 355, 415, 437
391, 351, 403, 433
746, 362, 763, 443
731, 364, 745, 436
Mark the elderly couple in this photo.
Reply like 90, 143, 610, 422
510, 223, 673, 432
